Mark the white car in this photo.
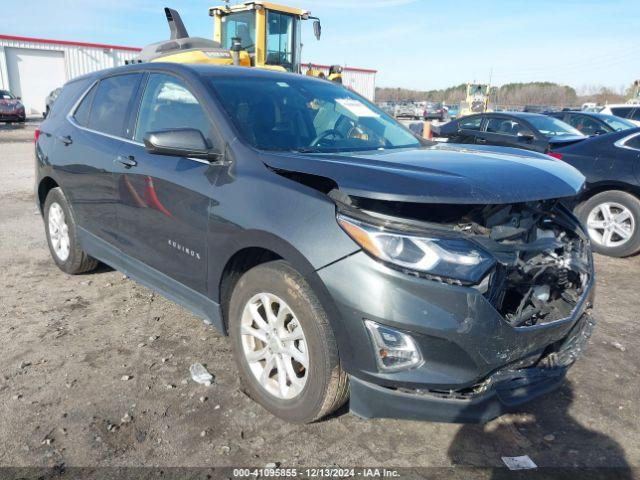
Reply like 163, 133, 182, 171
599, 103, 640, 126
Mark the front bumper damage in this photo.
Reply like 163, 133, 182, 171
350, 313, 595, 423
316, 198, 595, 423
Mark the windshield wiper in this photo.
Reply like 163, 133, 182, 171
290, 147, 324, 153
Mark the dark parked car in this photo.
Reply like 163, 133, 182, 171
0, 89, 26, 123
551, 128, 640, 257
423, 102, 445, 121
548, 111, 636, 136
44, 87, 62, 118
36, 63, 594, 423
434, 112, 586, 153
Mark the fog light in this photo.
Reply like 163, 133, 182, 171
364, 320, 423, 372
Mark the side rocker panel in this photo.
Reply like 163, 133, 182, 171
77, 227, 223, 331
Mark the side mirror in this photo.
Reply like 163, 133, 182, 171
517, 131, 535, 142
594, 129, 607, 135
313, 20, 321, 40
143, 128, 221, 161
16, 96, 21, 100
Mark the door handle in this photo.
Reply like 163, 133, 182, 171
57, 135, 73, 146
476, 138, 487, 144
115, 155, 137, 168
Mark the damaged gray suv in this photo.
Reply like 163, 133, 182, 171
36, 63, 595, 423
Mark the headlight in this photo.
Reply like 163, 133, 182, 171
337, 214, 495, 284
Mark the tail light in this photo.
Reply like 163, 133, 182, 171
34, 128, 41, 143
548, 152, 563, 160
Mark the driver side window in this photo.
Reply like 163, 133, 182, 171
459, 116, 482, 131
134, 74, 212, 144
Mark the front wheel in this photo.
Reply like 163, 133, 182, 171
228, 260, 348, 423
576, 190, 640, 257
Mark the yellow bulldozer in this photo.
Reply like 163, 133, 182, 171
458, 83, 491, 117
134, 2, 342, 82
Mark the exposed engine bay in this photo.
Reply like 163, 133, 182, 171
454, 202, 591, 327
344, 197, 592, 328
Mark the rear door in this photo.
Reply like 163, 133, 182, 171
564, 113, 609, 135
55, 73, 143, 244
115, 72, 220, 295
476, 116, 544, 152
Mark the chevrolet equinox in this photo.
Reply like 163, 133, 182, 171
35, 64, 595, 423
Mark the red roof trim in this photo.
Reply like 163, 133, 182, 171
0, 34, 141, 52
306, 62, 377, 74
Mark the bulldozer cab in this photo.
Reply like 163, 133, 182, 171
210, 1, 320, 73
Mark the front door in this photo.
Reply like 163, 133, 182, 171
115, 72, 220, 295
452, 115, 483, 144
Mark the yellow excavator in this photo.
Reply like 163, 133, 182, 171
134, 3, 342, 82
458, 83, 491, 117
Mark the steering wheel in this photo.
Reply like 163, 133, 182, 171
311, 129, 345, 146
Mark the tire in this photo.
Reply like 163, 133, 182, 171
228, 260, 348, 423
44, 187, 99, 274
576, 190, 640, 257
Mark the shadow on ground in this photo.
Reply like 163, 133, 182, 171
447, 382, 633, 476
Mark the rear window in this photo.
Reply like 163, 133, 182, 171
626, 135, 640, 150
87, 74, 142, 137
611, 107, 633, 118
525, 115, 583, 138
45, 78, 93, 120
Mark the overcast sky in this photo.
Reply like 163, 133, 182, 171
5, 0, 639, 91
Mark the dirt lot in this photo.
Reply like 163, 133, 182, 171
1, 122, 638, 474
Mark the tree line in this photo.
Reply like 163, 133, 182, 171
376, 82, 630, 107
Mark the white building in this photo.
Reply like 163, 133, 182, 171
303, 63, 377, 102
0, 35, 139, 116
0, 34, 377, 116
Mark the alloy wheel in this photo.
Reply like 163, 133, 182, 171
240, 292, 309, 400
48, 202, 70, 261
586, 201, 635, 248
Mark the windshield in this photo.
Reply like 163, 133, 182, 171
208, 76, 421, 152
0, 90, 15, 100
600, 115, 635, 131
526, 115, 584, 137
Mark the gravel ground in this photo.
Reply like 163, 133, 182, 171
0, 122, 638, 474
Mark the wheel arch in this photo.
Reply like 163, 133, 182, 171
577, 181, 640, 204
214, 231, 348, 349
37, 176, 60, 213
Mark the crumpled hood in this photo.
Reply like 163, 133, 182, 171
262, 144, 585, 204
